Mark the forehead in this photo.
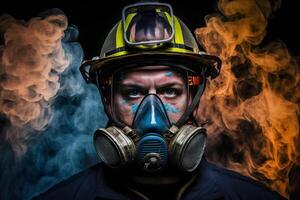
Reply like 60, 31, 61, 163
115, 66, 186, 82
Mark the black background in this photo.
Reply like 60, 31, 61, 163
0, 2, 299, 199
1, 0, 299, 59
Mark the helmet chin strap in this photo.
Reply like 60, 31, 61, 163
175, 78, 206, 127
95, 72, 127, 129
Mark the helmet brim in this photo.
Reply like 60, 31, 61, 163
81, 51, 221, 84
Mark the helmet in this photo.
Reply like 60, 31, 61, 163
80, 2, 221, 128
80, 2, 221, 81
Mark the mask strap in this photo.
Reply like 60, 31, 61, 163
95, 72, 127, 129
175, 78, 206, 127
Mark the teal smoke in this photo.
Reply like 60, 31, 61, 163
0, 11, 107, 200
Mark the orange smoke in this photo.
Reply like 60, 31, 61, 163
195, 0, 299, 198
0, 12, 70, 155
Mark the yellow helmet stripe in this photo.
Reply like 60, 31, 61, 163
107, 47, 192, 58
125, 13, 137, 30
164, 11, 173, 26
173, 16, 184, 45
116, 21, 125, 49
165, 47, 191, 53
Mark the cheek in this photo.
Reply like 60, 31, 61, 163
164, 97, 187, 123
130, 103, 139, 114
164, 103, 180, 114
114, 97, 136, 125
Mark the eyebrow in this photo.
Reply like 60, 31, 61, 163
117, 84, 148, 94
156, 82, 184, 88
120, 82, 185, 90
120, 84, 147, 90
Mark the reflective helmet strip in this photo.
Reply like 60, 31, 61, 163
125, 13, 137, 30
164, 11, 172, 28
173, 16, 184, 45
116, 21, 125, 49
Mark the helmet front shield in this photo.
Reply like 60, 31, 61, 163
122, 2, 174, 47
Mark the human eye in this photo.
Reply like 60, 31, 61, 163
127, 89, 142, 98
122, 87, 145, 99
161, 87, 182, 98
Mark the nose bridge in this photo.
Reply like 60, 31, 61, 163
148, 87, 156, 94
148, 80, 157, 94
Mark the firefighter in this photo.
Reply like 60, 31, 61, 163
34, 2, 285, 200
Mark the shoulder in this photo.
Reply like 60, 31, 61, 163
186, 159, 286, 200
32, 163, 104, 200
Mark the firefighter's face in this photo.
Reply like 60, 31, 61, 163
113, 66, 190, 125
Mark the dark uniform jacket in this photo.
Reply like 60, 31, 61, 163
33, 159, 285, 200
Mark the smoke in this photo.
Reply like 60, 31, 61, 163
0, 10, 69, 155
0, 9, 106, 200
195, 0, 299, 198
1, 1, 299, 199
